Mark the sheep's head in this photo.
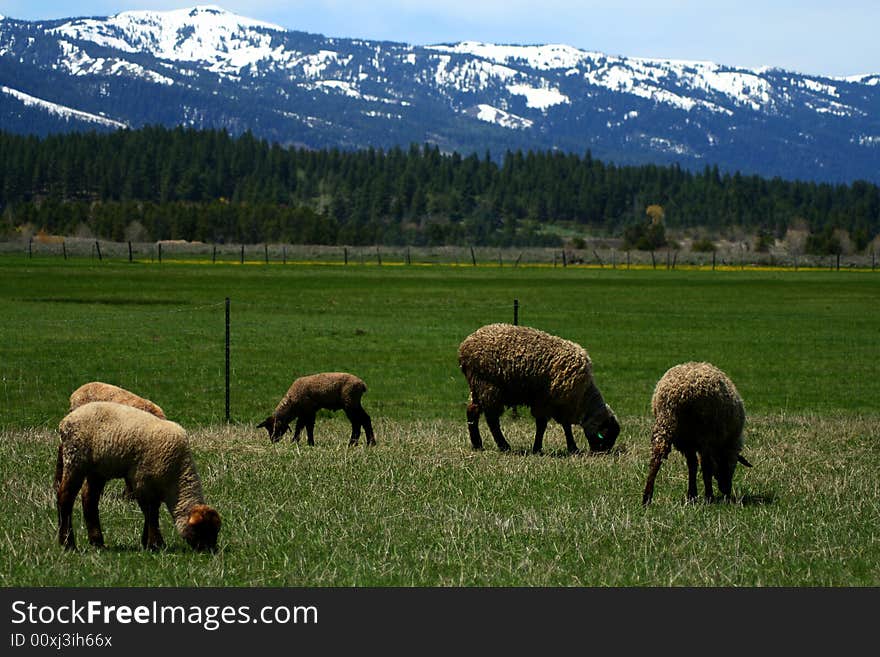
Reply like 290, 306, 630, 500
580, 404, 620, 453
257, 416, 289, 443
182, 504, 221, 552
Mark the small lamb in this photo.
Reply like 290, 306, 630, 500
257, 372, 376, 446
55, 401, 221, 551
69, 381, 166, 419
642, 362, 753, 504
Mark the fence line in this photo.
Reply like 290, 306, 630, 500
7, 238, 878, 271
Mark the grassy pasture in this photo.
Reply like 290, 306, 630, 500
0, 257, 878, 586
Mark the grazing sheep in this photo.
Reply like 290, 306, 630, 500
642, 362, 752, 504
68, 382, 166, 499
69, 381, 166, 419
458, 323, 620, 454
55, 401, 221, 551
257, 372, 375, 446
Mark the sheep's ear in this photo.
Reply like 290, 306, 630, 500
257, 417, 274, 431
737, 454, 753, 468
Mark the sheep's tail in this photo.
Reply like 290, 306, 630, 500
737, 454, 753, 468
642, 437, 672, 505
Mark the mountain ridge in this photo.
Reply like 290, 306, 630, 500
1, 5, 878, 183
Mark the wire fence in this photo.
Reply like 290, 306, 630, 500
3, 237, 877, 271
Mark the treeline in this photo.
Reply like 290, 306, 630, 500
1, 126, 878, 248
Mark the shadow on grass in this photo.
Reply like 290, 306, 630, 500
76, 543, 226, 555
509, 444, 629, 459
737, 491, 777, 506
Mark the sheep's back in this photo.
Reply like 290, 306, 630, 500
69, 382, 166, 419
59, 401, 189, 481
279, 372, 366, 414
652, 362, 744, 449
459, 324, 592, 411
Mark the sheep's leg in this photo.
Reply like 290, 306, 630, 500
361, 409, 376, 446
346, 408, 362, 446
138, 499, 165, 550
700, 451, 715, 502
57, 468, 85, 550
305, 414, 316, 446
82, 476, 107, 548
562, 424, 579, 454
485, 413, 511, 452
532, 417, 548, 454
291, 417, 306, 443
685, 450, 699, 501
715, 460, 734, 502
466, 402, 483, 450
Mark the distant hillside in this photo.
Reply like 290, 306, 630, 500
1, 127, 878, 249
0, 5, 878, 183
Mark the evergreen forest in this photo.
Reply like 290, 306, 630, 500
1, 126, 878, 251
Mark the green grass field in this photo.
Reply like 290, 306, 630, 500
1, 257, 878, 585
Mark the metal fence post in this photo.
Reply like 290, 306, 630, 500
225, 297, 230, 423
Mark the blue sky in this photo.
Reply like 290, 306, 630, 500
2, 1, 878, 78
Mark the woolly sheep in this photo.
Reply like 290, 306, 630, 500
69, 381, 166, 419
458, 323, 620, 454
257, 372, 376, 446
69, 381, 167, 499
55, 401, 221, 551
642, 362, 752, 504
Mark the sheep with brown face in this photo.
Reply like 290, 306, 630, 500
642, 362, 752, 505
55, 401, 220, 551
69, 381, 166, 419
458, 323, 619, 454
257, 372, 375, 446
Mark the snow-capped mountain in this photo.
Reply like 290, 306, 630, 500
1, 5, 878, 183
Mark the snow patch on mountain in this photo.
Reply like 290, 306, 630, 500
297, 50, 348, 78
468, 104, 533, 129
50, 5, 285, 75
427, 42, 594, 71
843, 73, 879, 86
1, 85, 128, 128
57, 40, 174, 84
506, 83, 569, 109
429, 54, 517, 92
